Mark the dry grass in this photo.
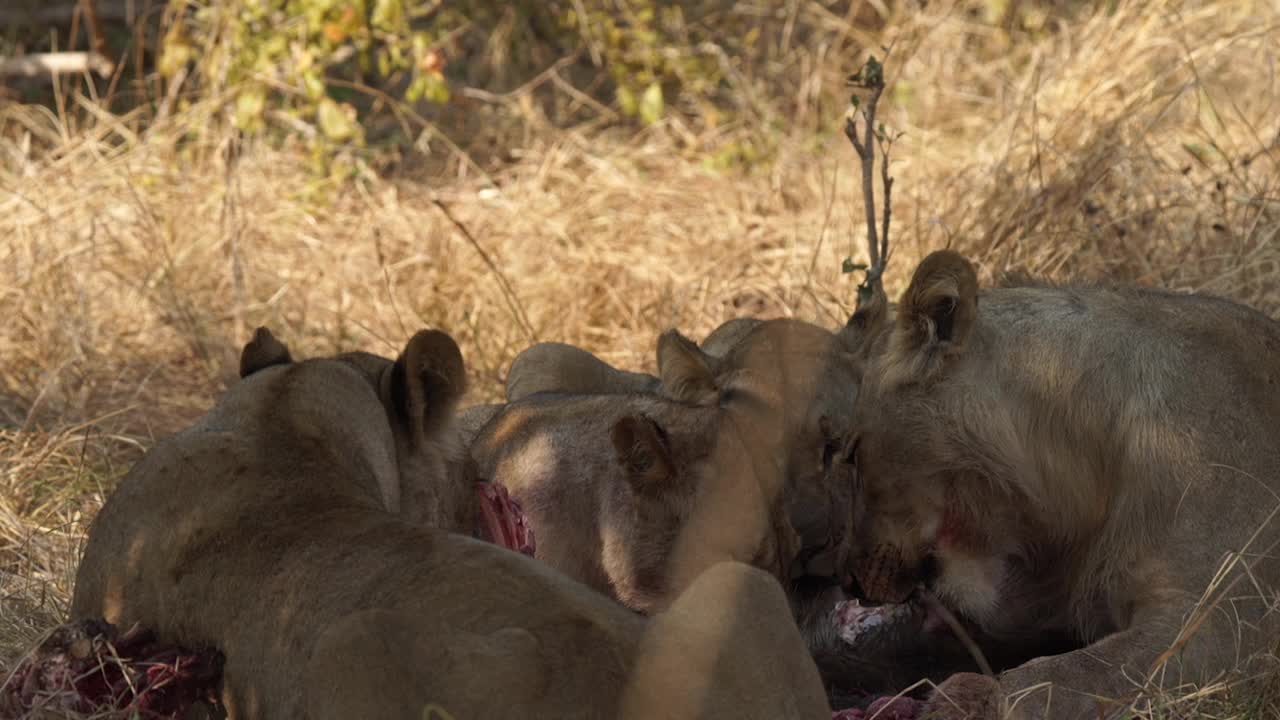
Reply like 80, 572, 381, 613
2, 0, 1278, 713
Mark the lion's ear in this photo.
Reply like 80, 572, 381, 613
890, 250, 979, 379
657, 329, 719, 405
611, 415, 674, 493
839, 281, 889, 358
392, 329, 467, 440
240, 327, 293, 378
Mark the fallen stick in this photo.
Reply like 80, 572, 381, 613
0, 51, 116, 78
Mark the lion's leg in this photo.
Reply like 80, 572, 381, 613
617, 561, 831, 720
304, 608, 555, 720
1000, 606, 1182, 720
929, 586, 1280, 720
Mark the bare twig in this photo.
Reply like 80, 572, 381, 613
918, 591, 995, 678
878, 134, 895, 270
80, 0, 110, 62
430, 199, 538, 343
845, 81, 884, 270
842, 48, 897, 308
323, 77, 495, 187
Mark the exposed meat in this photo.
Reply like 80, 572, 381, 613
1, 619, 223, 719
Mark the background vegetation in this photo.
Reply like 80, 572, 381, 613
2, 0, 1278, 715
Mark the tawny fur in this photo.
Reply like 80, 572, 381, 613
70, 327, 832, 720
848, 250, 1280, 719
497, 318, 866, 587
689, 319, 865, 581
506, 341, 661, 401
468, 390, 799, 613
502, 317, 762, 403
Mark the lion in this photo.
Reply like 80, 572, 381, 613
502, 318, 762, 403
469, 390, 800, 614
470, 383, 1009, 708
488, 318, 864, 581
501, 319, 862, 583
505, 341, 662, 401
699, 317, 765, 358
842, 249, 1280, 719
69, 327, 832, 719
478, 320, 1053, 709
662, 319, 863, 583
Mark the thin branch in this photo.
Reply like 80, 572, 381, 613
842, 49, 896, 309
878, 134, 895, 269
919, 591, 995, 678
845, 81, 885, 273
323, 76, 495, 187
430, 199, 538, 343
80, 0, 110, 61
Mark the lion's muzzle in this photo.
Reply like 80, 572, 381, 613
852, 543, 918, 604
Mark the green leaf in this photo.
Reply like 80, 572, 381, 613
371, 0, 404, 31
158, 28, 194, 79
233, 86, 267, 133
617, 85, 638, 117
422, 72, 450, 104
317, 98, 358, 142
303, 69, 326, 100
842, 258, 868, 274
864, 56, 883, 86
639, 81, 664, 125
406, 75, 428, 103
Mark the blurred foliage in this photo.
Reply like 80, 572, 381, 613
2, 0, 1090, 176
161, 0, 463, 178
560, 3, 729, 125
152, 0, 865, 174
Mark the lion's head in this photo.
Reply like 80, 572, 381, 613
239, 326, 475, 532
602, 411, 784, 613
843, 251, 1030, 630
655, 321, 860, 590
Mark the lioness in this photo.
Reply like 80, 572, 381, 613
504, 319, 862, 582
70, 327, 831, 719
844, 250, 1280, 719
506, 341, 661, 401
503, 317, 761, 402
662, 320, 862, 582
470, 392, 800, 613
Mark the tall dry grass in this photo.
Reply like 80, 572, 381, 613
1, 0, 1278, 712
